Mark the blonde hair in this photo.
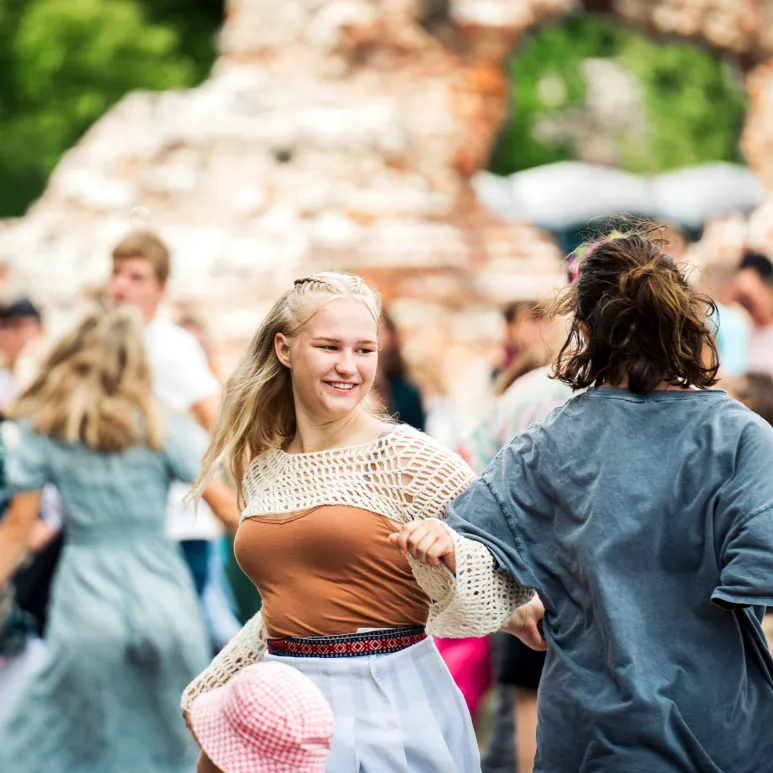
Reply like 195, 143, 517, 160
192, 272, 381, 503
9, 307, 163, 453
112, 230, 171, 284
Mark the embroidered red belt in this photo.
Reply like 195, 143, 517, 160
266, 626, 427, 659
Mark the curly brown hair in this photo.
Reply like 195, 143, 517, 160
548, 231, 720, 394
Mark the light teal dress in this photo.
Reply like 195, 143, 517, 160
0, 416, 210, 773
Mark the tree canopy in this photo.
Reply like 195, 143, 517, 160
0, 0, 222, 216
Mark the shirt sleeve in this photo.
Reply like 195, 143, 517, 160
4, 422, 52, 493
182, 610, 266, 711
712, 418, 773, 610
712, 506, 773, 610
445, 472, 541, 592
393, 430, 533, 636
445, 427, 552, 594
162, 413, 209, 484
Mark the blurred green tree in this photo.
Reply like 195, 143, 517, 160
489, 15, 747, 176
0, 0, 222, 216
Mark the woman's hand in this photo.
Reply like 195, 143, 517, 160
388, 520, 457, 573
502, 595, 547, 652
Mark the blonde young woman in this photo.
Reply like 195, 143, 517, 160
182, 273, 545, 773
0, 308, 239, 773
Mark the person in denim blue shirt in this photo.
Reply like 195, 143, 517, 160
395, 231, 773, 772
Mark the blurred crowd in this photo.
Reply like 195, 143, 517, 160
0, 223, 770, 772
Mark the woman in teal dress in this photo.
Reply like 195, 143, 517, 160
0, 307, 239, 773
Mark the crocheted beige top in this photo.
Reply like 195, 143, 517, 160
181, 425, 533, 711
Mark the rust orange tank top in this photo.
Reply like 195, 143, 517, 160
234, 505, 431, 639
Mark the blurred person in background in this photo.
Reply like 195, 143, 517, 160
398, 230, 773, 771
411, 361, 463, 451
0, 307, 240, 773
0, 299, 62, 641
178, 313, 227, 384
463, 322, 572, 773
698, 262, 749, 378
728, 372, 773, 648
374, 309, 425, 430
178, 313, 260, 629
0, 421, 47, 732
108, 231, 220, 428
730, 250, 773, 376
731, 372, 773, 427
107, 231, 241, 650
432, 321, 567, 747
0, 299, 45, 408
492, 302, 543, 383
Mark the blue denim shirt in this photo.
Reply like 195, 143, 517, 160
446, 388, 773, 772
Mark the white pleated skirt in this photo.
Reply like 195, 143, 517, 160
264, 636, 481, 773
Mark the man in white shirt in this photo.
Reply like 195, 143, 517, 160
107, 232, 221, 428
731, 250, 773, 377
106, 231, 240, 647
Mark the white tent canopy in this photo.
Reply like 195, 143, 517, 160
473, 161, 765, 231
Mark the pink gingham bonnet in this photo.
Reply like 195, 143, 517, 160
189, 661, 335, 773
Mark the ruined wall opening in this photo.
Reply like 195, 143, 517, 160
482, 10, 751, 253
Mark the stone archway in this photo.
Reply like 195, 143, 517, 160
0, 0, 770, 416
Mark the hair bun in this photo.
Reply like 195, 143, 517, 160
550, 231, 719, 393
618, 253, 678, 303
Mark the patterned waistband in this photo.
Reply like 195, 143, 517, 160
266, 626, 427, 659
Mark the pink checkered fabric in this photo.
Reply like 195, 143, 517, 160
189, 661, 334, 773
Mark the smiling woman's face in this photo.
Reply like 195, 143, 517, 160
275, 298, 379, 422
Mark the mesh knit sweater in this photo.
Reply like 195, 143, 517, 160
181, 425, 533, 710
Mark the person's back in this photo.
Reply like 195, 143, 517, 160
730, 250, 773, 377
425, 229, 773, 773
13, 414, 204, 544
500, 387, 773, 770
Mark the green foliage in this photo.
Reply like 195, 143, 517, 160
0, 0, 221, 216
138, 0, 222, 78
0, 6, 748, 216
489, 14, 747, 176
618, 34, 746, 173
